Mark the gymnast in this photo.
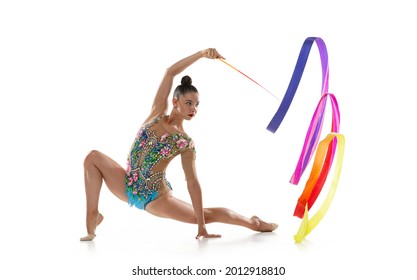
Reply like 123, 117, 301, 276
80, 48, 278, 241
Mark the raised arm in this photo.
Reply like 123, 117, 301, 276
144, 48, 223, 123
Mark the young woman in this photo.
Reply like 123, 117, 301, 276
80, 48, 278, 241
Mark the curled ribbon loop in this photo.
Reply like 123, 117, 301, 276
293, 93, 340, 218
294, 133, 345, 243
267, 37, 329, 133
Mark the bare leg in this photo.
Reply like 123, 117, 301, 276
81, 150, 127, 240
146, 192, 278, 233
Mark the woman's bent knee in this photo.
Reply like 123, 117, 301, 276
84, 150, 101, 167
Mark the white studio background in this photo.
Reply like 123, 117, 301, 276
1, 1, 415, 279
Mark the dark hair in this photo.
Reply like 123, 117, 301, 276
173, 75, 198, 99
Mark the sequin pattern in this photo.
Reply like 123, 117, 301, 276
125, 115, 195, 209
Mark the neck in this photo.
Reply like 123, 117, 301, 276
167, 109, 184, 131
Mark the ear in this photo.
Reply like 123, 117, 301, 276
172, 98, 178, 108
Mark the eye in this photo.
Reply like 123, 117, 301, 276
186, 101, 192, 106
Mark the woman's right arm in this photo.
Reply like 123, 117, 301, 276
143, 49, 223, 124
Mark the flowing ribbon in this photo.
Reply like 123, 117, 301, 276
294, 133, 345, 243
267, 37, 331, 187
217, 37, 345, 242
267, 37, 329, 133
290, 92, 340, 186
292, 93, 340, 218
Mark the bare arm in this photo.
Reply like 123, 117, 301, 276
186, 178, 207, 235
144, 48, 224, 124
181, 149, 221, 239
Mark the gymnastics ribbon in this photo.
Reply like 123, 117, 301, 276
292, 92, 340, 218
220, 38, 336, 188
293, 133, 345, 243
267, 37, 330, 186
217, 37, 345, 242
267, 37, 344, 241
267, 37, 329, 133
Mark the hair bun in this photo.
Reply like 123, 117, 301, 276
181, 75, 192, 86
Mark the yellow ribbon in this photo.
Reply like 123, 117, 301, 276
294, 133, 345, 243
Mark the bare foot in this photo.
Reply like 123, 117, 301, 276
251, 215, 278, 232
80, 213, 104, 241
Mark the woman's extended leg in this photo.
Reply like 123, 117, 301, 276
145, 192, 278, 233
81, 150, 127, 240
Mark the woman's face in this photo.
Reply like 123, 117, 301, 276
174, 92, 200, 120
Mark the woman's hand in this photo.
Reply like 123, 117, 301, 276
201, 48, 224, 60
196, 225, 221, 239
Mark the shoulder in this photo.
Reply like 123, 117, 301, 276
142, 114, 167, 127
143, 113, 167, 126
176, 133, 196, 152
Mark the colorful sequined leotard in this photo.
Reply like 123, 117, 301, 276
125, 115, 195, 210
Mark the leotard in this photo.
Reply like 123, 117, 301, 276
125, 115, 195, 210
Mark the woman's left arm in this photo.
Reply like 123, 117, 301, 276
181, 150, 221, 239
